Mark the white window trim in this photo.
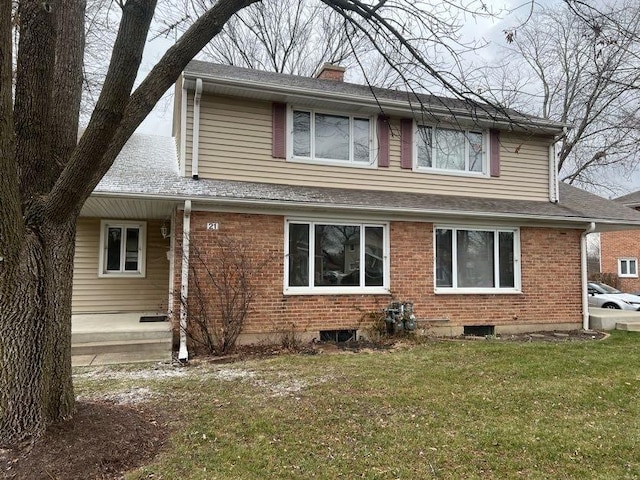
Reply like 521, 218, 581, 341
413, 124, 489, 177
433, 225, 522, 294
284, 218, 390, 295
287, 106, 378, 168
98, 220, 147, 278
618, 257, 638, 278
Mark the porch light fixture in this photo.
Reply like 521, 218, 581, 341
160, 223, 170, 239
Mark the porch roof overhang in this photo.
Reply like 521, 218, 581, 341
80, 196, 178, 220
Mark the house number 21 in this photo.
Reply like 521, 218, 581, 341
206, 222, 219, 230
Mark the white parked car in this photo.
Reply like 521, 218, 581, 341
588, 282, 640, 311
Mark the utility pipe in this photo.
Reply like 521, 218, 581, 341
192, 78, 203, 180
581, 222, 596, 330
178, 200, 192, 361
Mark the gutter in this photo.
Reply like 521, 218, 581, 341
178, 200, 192, 361
581, 222, 596, 330
191, 78, 203, 180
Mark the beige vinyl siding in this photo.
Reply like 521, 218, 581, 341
72, 218, 170, 314
186, 94, 552, 201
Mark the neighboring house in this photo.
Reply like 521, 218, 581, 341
75, 61, 640, 360
599, 191, 640, 292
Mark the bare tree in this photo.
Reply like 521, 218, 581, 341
187, 0, 504, 89
0, 0, 513, 446
482, 0, 640, 194
184, 236, 268, 355
191, 0, 357, 76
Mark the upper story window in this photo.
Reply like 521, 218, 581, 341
285, 219, 388, 294
416, 125, 486, 175
290, 108, 373, 166
618, 258, 638, 278
98, 220, 146, 277
435, 226, 520, 294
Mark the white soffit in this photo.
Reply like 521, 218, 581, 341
81, 196, 177, 220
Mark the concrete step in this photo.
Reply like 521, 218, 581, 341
71, 337, 172, 356
72, 327, 171, 344
72, 351, 173, 367
616, 322, 640, 332
589, 307, 640, 330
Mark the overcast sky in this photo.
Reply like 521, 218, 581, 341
135, 0, 541, 136
134, 0, 640, 195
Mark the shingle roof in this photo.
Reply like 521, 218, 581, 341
615, 190, 640, 206
183, 61, 566, 132
94, 134, 640, 228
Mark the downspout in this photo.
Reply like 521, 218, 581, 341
179, 78, 187, 177
549, 139, 559, 203
581, 222, 596, 330
192, 78, 203, 180
178, 200, 192, 361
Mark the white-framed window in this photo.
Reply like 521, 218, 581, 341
289, 107, 374, 166
434, 226, 521, 294
415, 125, 487, 175
285, 219, 389, 294
98, 220, 146, 277
618, 258, 638, 278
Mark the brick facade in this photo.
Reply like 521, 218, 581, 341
172, 210, 583, 346
600, 226, 640, 292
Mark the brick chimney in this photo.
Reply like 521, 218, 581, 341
315, 63, 346, 82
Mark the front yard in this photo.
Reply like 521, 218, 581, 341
12, 331, 640, 479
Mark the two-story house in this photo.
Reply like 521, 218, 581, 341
599, 191, 640, 292
74, 61, 640, 361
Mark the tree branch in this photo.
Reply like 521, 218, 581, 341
46, 0, 260, 223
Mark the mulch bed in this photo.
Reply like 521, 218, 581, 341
1, 401, 169, 480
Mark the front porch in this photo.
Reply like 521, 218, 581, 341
71, 313, 173, 366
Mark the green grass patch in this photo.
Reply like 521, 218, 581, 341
74, 331, 640, 479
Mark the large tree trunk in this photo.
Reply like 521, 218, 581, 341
0, 219, 76, 445
0, 0, 261, 447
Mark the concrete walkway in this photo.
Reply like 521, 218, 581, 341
589, 307, 640, 331
72, 312, 173, 367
